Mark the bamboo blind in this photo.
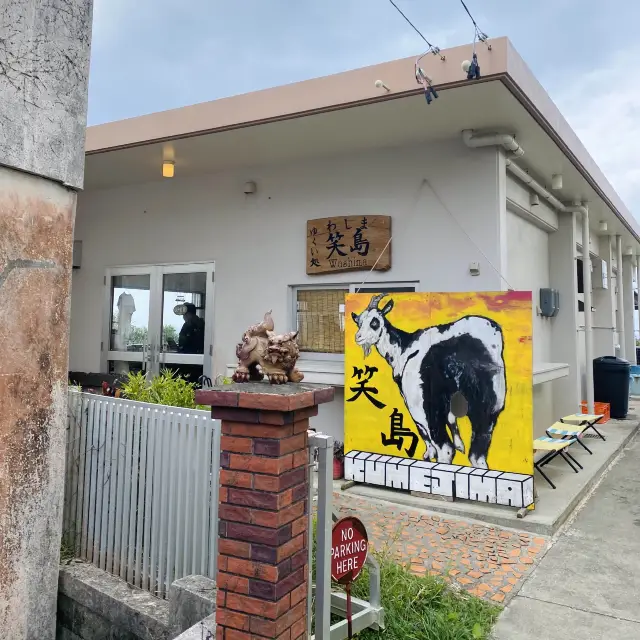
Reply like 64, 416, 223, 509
296, 289, 347, 353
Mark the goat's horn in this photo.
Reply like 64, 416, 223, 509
367, 293, 386, 310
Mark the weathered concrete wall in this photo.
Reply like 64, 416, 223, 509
57, 563, 216, 640
0, 0, 92, 189
0, 166, 76, 637
168, 575, 217, 637
0, 1, 92, 636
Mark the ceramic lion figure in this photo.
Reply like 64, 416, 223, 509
232, 311, 304, 384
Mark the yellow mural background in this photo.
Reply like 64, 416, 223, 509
344, 291, 533, 476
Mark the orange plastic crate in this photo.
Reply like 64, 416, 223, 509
580, 401, 610, 423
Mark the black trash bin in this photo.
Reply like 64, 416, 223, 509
593, 356, 631, 419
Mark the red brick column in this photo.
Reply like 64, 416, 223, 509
196, 383, 335, 640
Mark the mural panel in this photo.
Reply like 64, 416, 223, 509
344, 291, 534, 507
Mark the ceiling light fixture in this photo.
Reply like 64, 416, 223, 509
598, 221, 608, 232
162, 161, 175, 178
551, 174, 563, 190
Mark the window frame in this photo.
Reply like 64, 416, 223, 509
291, 281, 419, 361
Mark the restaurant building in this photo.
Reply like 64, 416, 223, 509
69, 37, 640, 442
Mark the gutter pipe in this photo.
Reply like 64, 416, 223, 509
462, 130, 594, 411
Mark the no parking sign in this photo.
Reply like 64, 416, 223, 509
331, 517, 369, 638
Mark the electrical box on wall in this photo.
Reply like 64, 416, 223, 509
540, 288, 559, 317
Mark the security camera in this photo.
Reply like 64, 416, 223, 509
243, 181, 257, 195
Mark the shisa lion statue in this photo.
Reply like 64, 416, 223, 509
232, 311, 304, 384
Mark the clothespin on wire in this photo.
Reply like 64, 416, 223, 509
464, 52, 481, 80
459, 0, 489, 80
415, 52, 439, 104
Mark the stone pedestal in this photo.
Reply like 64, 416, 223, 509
196, 383, 334, 640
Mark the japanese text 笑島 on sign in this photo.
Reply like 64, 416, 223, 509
306, 216, 391, 275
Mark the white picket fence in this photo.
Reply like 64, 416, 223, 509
63, 390, 220, 599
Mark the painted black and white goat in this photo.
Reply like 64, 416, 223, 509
351, 294, 506, 469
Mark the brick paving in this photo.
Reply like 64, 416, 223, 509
332, 492, 549, 604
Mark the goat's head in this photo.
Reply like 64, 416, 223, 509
351, 294, 394, 357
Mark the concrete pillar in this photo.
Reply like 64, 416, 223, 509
593, 236, 616, 357
196, 383, 335, 640
549, 211, 581, 416
623, 255, 636, 362
0, 1, 93, 637
636, 259, 640, 363
581, 210, 595, 412
616, 236, 626, 359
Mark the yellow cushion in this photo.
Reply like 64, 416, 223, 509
533, 436, 575, 451
561, 413, 604, 425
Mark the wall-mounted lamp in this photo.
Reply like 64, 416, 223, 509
530, 193, 540, 207
625, 246, 634, 256
598, 221, 608, 232
162, 161, 175, 178
551, 174, 563, 190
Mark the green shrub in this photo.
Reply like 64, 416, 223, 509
120, 369, 204, 409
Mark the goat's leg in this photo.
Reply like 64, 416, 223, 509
447, 412, 465, 454
468, 409, 499, 469
414, 422, 437, 461
427, 400, 456, 464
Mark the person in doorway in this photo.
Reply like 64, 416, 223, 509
178, 303, 205, 355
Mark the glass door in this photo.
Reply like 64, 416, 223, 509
104, 267, 154, 378
157, 264, 214, 384
103, 263, 215, 384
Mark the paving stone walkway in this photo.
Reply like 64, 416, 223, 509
332, 492, 548, 603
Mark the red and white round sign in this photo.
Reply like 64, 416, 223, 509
331, 517, 369, 584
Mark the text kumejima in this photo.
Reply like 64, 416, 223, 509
344, 451, 534, 508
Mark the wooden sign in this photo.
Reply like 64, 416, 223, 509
306, 216, 391, 275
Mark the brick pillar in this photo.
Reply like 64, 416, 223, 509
196, 383, 335, 640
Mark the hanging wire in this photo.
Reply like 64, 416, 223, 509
354, 176, 514, 293
459, 0, 491, 50
386, 0, 445, 60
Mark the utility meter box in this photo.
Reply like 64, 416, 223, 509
540, 288, 559, 317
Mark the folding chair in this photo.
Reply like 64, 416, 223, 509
546, 421, 593, 455
560, 413, 606, 441
533, 437, 583, 490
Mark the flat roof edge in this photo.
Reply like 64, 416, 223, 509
503, 40, 639, 240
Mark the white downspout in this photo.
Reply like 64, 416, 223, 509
465, 131, 596, 411
580, 207, 594, 413
617, 235, 626, 359
505, 160, 566, 211
462, 130, 525, 157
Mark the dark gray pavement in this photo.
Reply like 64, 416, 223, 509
493, 432, 640, 639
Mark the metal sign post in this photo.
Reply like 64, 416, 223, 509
331, 517, 369, 639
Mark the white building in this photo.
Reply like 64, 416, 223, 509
70, 37, 640, 442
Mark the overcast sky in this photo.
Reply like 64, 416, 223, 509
89, 0, 640, 214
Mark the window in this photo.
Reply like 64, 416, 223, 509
293, 282, 417, 358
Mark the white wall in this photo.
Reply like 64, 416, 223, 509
70, 141, 502, 440
504, 206, 553, 436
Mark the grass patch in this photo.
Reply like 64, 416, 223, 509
60, 538, 76, 564
312, 522, 500, 639
348, 558, 499, 640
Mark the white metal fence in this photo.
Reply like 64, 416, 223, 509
63, 390, 220, 598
